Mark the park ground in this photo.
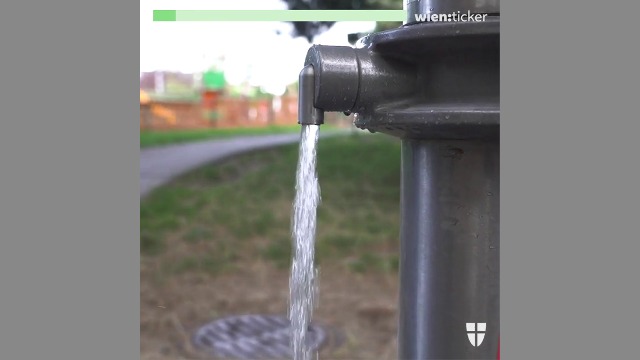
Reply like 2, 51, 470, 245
141, 132, 402, 359
140, 125, 341, 148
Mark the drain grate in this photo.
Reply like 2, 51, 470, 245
192, 314, 327, 360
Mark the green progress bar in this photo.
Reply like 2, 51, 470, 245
153, 10, 406, 22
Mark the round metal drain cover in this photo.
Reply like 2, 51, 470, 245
192, 314, 327, 359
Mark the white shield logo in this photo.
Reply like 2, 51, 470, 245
466, 322, 486, 346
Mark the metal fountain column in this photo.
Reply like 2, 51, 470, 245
299, 1, 500, 358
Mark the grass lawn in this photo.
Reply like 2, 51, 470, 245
141, 125, 307, 148
141, 132, 401, 272
140, 132, 403, 359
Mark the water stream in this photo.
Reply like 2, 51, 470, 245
289, 124, 321, 360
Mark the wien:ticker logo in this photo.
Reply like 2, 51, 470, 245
415, 11, 488, 22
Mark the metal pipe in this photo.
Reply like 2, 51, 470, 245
298, 65, 324, 126
303, 45, 416, 115
399, 139, 499, 359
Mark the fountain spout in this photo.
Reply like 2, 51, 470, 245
297, 65, 324, 126
300, 45, 416, 118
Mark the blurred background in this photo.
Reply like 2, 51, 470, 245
140, 1, 404, 359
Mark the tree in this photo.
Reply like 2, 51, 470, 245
283, 0, 403, 42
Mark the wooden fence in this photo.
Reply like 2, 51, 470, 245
140, 96, 301, 130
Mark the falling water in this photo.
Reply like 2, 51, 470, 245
289, 124, 321, 360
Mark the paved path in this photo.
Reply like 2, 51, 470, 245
140, 130, 347, 198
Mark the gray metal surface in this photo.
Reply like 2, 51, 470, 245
192, 314, 327, 360
355, 20, 499, 141
297, 11, 500, 359
405, 0, 500, 24
303, 19, 499, 141
298, 65, 324, 125
399, 139, 499, 359
303, 45, 415, 115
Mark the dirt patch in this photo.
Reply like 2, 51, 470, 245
141, 261, 399, 360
